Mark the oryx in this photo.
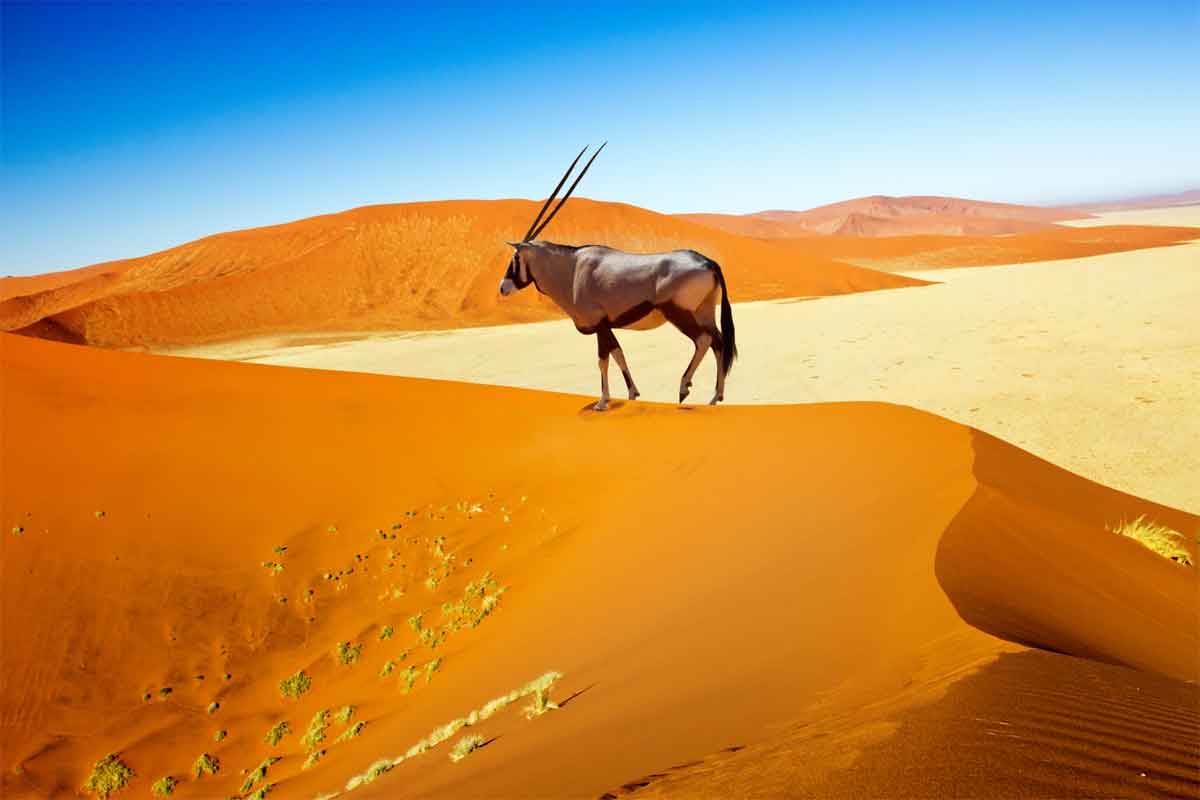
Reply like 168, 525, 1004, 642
499, 144, 737, 410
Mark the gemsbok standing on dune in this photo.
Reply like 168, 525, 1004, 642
499, 144, 737, 410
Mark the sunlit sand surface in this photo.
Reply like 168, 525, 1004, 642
167, 237, 1200, 512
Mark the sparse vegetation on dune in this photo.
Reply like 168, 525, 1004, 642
379, 624, 393, 640
82, 753, 133, 799
336, 641, 363, 665
335, 705, 356, 725
191, 752, 219, 778
302, 709, 330, 750
303, 749, 326, 771
449, 734, 487, 763
336, 720, 367, 743
240, 756, 280, 794
279, 670, 311, 698
1110, 516, 1193, 565
264, 720, 291, 746
213, 729, 227, 742
150, 776, 176, 796
339, 671, 564, 794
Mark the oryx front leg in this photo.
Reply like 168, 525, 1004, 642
679, 331, 712, 404
594, 325, 620, 411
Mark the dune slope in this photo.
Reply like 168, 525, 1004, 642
1, 333, 1194, 799
0, 199, 924, 348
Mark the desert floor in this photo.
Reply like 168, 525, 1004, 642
164, 206, 1200, 513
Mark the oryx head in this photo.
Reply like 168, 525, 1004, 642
500, 142, 605, 297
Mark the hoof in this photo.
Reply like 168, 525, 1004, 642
594, 400, 610, 411
629, 390, 640, 401
678, 390, 689, 403
709, 394, 724, 405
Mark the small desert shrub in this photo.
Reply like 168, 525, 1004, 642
206, 701, 219, 714
240, 757, 280, 794
1110, 516, 1193, 565
379, 625, 393, 640
401, 666, 418, 693
425, 657, 442, 684
279, 670, 311, 698
150, 775, 176, 796
302, 749, 325, 771
213, 729, 227, 742
192, 753, 219, 778
264, 720, 291, 746
336, 641, 362, 665
249, 783, 274, 800
380, 659, 396, 677
449, 734, 487, 763
336, 704, 356, 724
364, 759, 393, 782
158, 687, 172, 698
82, 753, 133, 799
11, 526, 24, 535
407, 613, 423, 632
261, 561, 284, 574
336, 720, 367, 743
273, 545, 288, 555
302, 709, 329, 750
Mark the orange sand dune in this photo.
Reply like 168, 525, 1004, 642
0, 200, 924, 348
680, 195, 1089, 238
3, 333, 1195, 799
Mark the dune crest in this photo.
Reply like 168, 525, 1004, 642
0, 199, 924, 348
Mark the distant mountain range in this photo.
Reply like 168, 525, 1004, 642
678, 195, 1090, 238
1059, 188, 1200, 213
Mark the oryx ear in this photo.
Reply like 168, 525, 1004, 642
505, 241, 522, 249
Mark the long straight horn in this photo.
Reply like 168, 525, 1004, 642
523, 145, 589, 242
528, 141, 606, 241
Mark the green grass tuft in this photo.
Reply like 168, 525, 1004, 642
264, 720, 291, 746
279, 670, 311, 698
379, 625, 393, 640
449, 734, 487, 763
150, 776, 176, 796
82, 753, 133, 799
213, 729, 227, 742
1110, 515, 1193, 565
425, 657, 442, 684
302, 709, 329, 750
336, 720, 367, 743
335, 705, 356, 725
239, 757, 280, 794
191, 753, 219, 778
336, 641, 363, 665
302, 749, 325, 771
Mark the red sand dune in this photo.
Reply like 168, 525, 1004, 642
3, 333, 1195, 799
0, 199, 924, 348
679, 195, 1091, 238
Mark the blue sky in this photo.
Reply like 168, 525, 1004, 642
2, 1, 1197, 275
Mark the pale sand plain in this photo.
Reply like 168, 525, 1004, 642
163, 208, 1200, 512
1062, 204, 1200, 228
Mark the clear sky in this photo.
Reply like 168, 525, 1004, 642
2, 1, 1197, 275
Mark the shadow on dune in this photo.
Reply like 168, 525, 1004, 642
935, 429, 1199, 682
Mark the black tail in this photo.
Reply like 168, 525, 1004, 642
709, 259, 737, 375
